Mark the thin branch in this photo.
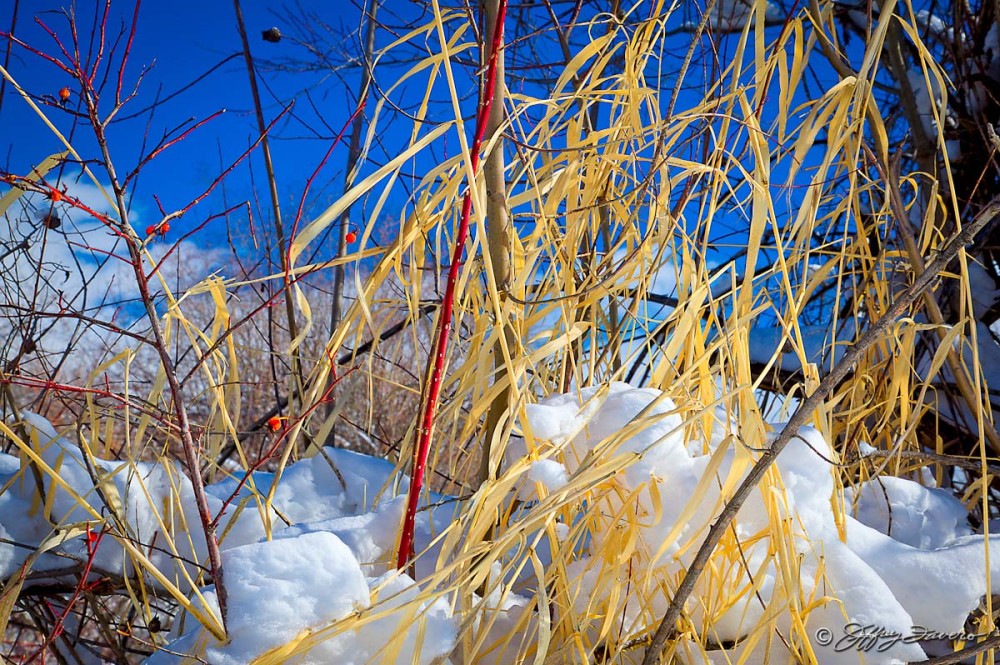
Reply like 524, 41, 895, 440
641, 195, 1000, 664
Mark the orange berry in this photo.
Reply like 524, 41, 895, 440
266, 416, 282, 432
58, 87, 71, 101
158, 223, 169, 236
345, 231, 357, 244
145, 225, 156, 236
48, 189, 63, 202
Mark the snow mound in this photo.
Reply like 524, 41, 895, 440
847, 475, 973, 549
503, 383, 1000, 663
147, 531, 456, 665
3, 384, 1000, 663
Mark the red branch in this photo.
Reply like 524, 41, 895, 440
127, 109, 225, 181
24, 525, 106, 663
2, 174, 129, 241
115, 0, 142, 104
146, 201, 246, 280
396, 0, 508, 570
286, 100, 366, 269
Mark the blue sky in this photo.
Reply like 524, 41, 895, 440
0, 0, 860, 309
2, 1, 758, 257
1, 0, 404, 259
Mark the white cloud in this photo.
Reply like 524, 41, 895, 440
0, 175, 228, 363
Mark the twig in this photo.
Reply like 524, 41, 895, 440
46, 3, 232, 635
847, 447, 1000, 477
330, 1, 378, 354
232, 0, 305, 419
209, 303, 437, 474
918, 634, 1000, 664
327, 0, 378, 432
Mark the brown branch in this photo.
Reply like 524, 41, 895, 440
328, 0, 378, 425
232, 0, 305, 420
919, 634, 1000, 664
480, 0, 512, 489
641, 195, 1000, 664
846, 447, 1000, 477
63, 14, 230, 633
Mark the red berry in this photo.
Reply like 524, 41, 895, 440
48, 189, 63, 202
345, 231, 357, 244
145, 225, 156, 236
266, 416, 282, 432
158, 223, 169, 236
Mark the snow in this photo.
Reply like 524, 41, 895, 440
189, 532, 369, 665
143, 530, 459, 665
517, 459, 569, 500
3, 383, 1000, 663
846, 475, 973, 549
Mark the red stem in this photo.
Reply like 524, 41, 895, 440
286, 100, 366, 266
115, 1, 141, 104
24, 526, 105, 663
396, 0, 508, 570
